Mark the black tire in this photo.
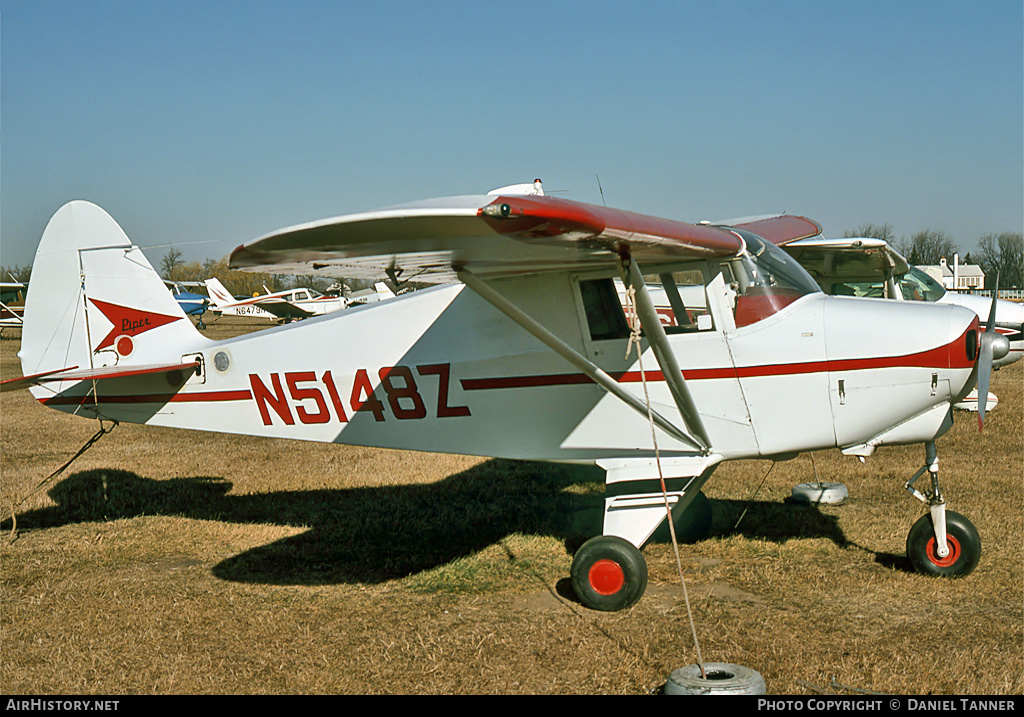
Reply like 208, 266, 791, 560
664, 662, 767, 695
570, 535, 648, 611
906, 510, 981, 577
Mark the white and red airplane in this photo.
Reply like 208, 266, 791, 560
0, 280, 26, 333
3, 190, 1009, 611
780, 236, 1023, 369
204, 276, 347, 321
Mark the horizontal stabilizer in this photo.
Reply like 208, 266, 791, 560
1, 361, 200, 393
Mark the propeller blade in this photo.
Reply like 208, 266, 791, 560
985, 273, 1000, 333
977, 342, 993, 431
977, 273, 999, 431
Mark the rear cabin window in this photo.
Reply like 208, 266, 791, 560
579, 278, 631, 341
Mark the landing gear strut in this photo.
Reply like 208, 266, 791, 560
904, 441, 981, 577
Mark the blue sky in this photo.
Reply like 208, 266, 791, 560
2, 0, 1021, 269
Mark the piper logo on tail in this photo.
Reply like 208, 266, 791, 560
88, 298, 182, 356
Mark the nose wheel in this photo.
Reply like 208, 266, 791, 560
904, 441, 981, 578
906, 510, 981, 577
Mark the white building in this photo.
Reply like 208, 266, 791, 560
918, 255, 985, 292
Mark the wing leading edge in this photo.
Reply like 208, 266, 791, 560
229, 193, 821, 281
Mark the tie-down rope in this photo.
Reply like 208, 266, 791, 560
621, 274, 706, 678
5, 419, 118, 542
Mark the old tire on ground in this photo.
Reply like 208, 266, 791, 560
790, 482, 848, 505
906, 510, 981, 577
570, 535, 648, 611
664, 662, 767, 695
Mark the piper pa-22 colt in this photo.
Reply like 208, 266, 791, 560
204, 276, 347, 321
4, 187, 1009, 611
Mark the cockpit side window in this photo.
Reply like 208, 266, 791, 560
899, 267, 947, 302
653, 268, 715, 333
578, 263, 716, 341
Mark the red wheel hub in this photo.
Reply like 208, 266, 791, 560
926, 534, 961, 568
588, 559, 625, 596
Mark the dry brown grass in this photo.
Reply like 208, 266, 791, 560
1, 318, 1021, 695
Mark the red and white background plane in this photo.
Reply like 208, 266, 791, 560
204, 276, 346, 321
4, 187, 1009, 611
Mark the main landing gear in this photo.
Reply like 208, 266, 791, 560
904, 441, 981, 577
570, 535, 649, 612
568, 474, 715, 611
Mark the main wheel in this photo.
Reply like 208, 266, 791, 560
570, 535, 648, 611
906, 510, 981, 577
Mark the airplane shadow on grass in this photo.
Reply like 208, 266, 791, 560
3, 460, 909, 585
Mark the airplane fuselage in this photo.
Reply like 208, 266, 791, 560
33, 269, 979, 467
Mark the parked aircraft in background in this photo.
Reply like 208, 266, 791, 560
780, 237, 1022, 368
0, 280, 26, 333
164, 280, 210, 328
780, 236, 1023, 414
204, 276, 346, 321
3, 190, 1008, 611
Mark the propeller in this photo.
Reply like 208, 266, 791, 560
975, 273, 1011, 431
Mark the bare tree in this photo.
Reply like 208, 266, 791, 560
897, 229, 958, 267
159, 248, 185, 279
0, 263, 32, 283
843, 223, 896, 242
976, 232, 1024, 289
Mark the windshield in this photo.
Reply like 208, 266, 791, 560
898, 266, 946, 302
725, 230, 822, 327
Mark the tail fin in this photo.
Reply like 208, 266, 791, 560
203, 276, 236, 308
20, 201, 206, 384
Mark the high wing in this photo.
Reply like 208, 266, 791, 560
228, 194, 821, 281
726, 215, 826, 246
782, 236, 912, 286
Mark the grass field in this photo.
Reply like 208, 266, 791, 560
2, 318, 1021, 695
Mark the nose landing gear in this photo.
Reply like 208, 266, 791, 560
904, 441, 981, 577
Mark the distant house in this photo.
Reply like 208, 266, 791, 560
917, 256, 985, 292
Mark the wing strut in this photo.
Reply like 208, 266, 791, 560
621, 259, 712, 454
457, 268, 706, 453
